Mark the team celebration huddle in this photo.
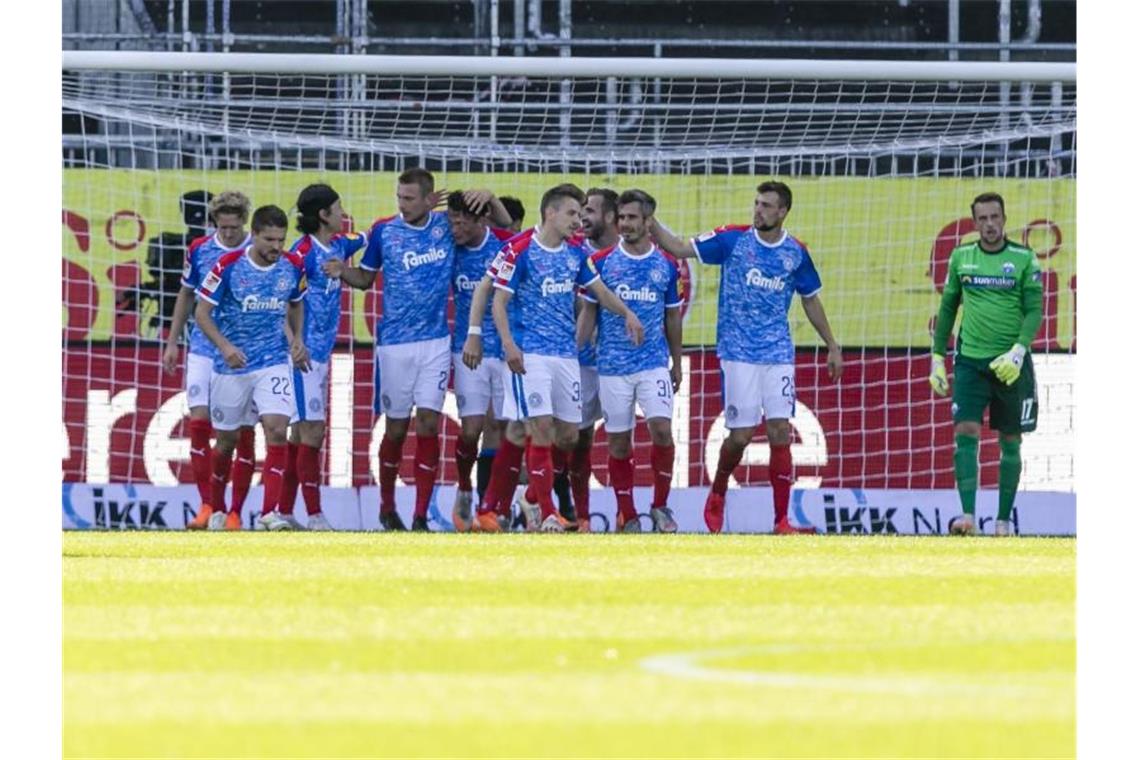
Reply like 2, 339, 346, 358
162, 169, 1039, 537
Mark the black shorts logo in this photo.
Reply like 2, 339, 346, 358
211, 408, 224, 423
726, 405, 739, 421
456, 394, 467, 410
188, 384, 201, 398
528, 392, 543, 408
308, 398, 322, 413
381, 394, 392, 410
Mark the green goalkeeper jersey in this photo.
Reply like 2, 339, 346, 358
932, 238, 1043, 359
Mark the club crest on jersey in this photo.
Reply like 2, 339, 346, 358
782, 255, 797, 272
401, 248, 448, 270
566, 255, 580, 271
541, 277, 574, 297
431, 225, 445, 240
1002, 261, 1015, 274
649, 268, 666, 286
614, 283, 658, 302
745, 268, 786, 291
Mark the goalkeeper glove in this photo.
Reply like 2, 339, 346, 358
929, 354, 949, 397
989, 344, 1027, 386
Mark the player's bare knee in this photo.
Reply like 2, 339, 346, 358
608, 432, 633, 459
554, 422, 580, 451
505, 420, 527, 447
213, 430, 238, 456
384, 416, 410, 444
414, 409, 440, 438
954, 421, 981, 438
297, 421, 324, 448
647, 419, 674, 447
726, 427, 753, 450
765, 419, 791, 446
460, 416, 485, 444
260, 415, 289, 445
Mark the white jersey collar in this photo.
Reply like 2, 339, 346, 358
752, 228, 788, 248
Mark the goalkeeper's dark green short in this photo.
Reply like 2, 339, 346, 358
951, 353, 1038, 434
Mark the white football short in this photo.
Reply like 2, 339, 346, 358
599, 367, 674, 434
453, 353, 506, 420
501, 353, 582, 424
719, 360, 796, 430
374, 336, 450, 419
184, 352, 214, 410
209, 363, 294, 431
291, 359, 329, 423
578, 364, 603, 431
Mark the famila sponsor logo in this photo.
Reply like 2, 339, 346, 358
455, 274, 479, 292
615, 283, 658, 302
241, 295, 285, 312
402, 248, 448, 270
745, 268, 786, 291
541, 277, 574, 296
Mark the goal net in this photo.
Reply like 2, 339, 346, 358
61, 53, 1076, 500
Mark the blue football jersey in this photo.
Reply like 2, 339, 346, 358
692, 226, 822, 365
197, 249, 307, 375
291, 232, 368, 363
452, 226, 514, 358
577, 238, 603, 367
360, 211, 455, 346
582, 243, 683, 376
180, 232, 252, 359
494, 233, 599, 359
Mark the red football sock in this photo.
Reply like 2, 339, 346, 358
650, 443, 675, 509
231, 427, 256, 512
413, 435, 440, 519
260, 444, 287, 516
455, 437, 478, 494
569, 446, 592, 521
378, 435, 403, 515
187, 418, 214, 505
278, 442, 300, 515
211, 447, 233, 513
298, 443, 322, 516
526, 444, 556, 519
769, 443, 793, 524
481, 438, 523, 515
552, 446, 568, 480
712, 440, 745, 496
608, 454, 637, 522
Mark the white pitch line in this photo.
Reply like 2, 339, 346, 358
640, 642, 1070, 697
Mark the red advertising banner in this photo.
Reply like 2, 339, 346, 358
64, 345, 1018, 490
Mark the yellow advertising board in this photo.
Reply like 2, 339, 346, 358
62, 170, 1075, 349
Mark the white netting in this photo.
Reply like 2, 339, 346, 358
61, 56, 1076, 493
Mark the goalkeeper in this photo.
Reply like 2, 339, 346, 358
929, 192, 1042, 536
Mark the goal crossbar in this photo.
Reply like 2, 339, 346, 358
61, 51, 1075, 83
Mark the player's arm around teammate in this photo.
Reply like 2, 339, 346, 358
929, 192, 1043, 537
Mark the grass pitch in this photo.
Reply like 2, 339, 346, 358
63, 533, 1074, 759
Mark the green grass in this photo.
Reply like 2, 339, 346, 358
63, 533, 1075, 759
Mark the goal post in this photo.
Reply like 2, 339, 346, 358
60, 52, 1076, 505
